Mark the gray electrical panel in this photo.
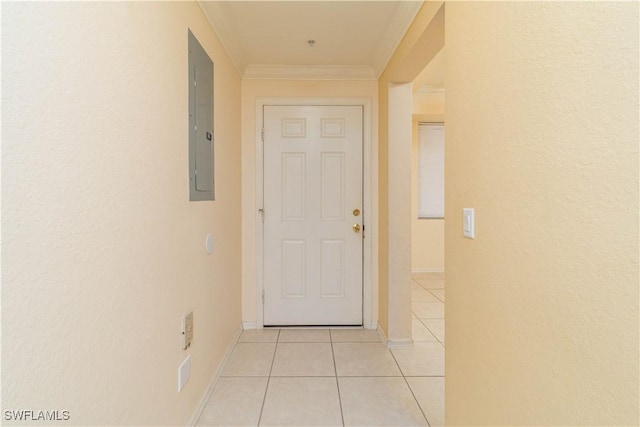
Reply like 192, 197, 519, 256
188, 30, 214, 201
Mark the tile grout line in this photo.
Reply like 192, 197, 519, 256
410, 284, 444, 427
329, 329, 346, 427
412, 277, 445, 425
388, 347, 432, 427
417, 317, 445, 345
256, 329, 281, 427
416, 317, 442, 343
411, 310, 444, 347
425, 288, 444, 303
412, 279, 428, 291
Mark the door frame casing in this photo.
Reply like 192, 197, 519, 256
255, 97, 375, 329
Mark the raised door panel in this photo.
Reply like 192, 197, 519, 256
281, 153, 306, 221
282, 240, 306, 298
320, 153, 345, 221
321, 239, 345, 298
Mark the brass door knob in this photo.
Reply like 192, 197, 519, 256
353, 208, 361, 217
352, 224, 361, 233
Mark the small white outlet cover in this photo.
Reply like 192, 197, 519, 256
181, 311, 194, 350
178, 355, 191, 392
463, 208, 475, 239
205, 233, 214, 254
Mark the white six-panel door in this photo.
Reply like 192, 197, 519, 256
263, 105, 363, 325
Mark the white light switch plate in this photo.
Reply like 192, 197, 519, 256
463, 208, 475, 239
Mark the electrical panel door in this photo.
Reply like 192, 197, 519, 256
188, 30, 214, 201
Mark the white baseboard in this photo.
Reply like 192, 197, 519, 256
187, 324, 243, 426
364, 322, 377, 330
411, 269, 444, 274
387, 338, 414, 348
242, 321, 257, 330
377, 323, 414, 348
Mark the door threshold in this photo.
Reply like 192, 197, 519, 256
264, 325, 364, 329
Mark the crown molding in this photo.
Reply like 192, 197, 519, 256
243, 65, 377, 81
372, 1, 424, 78
198, 1, 247, 76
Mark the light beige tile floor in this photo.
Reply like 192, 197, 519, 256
220, 343, 276, 377
412, 301, 445, 319
410, 272, 445, 427
197, 274, 445, 427
391, 342, 445, 376
271, 343, 335, 377
412, 318, 439, 342
197, 377, 268, 426
412, 273, 445, 348
339, 377, 428, 426
333, 342, 402, 376
260, 377, 342, 426
421, 318, 445, 342
407, 377, 445, 427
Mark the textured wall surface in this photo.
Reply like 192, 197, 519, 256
445, 2, 639, 425
1, 2, 242, 425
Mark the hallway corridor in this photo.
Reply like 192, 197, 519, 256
196, 273, 445, 427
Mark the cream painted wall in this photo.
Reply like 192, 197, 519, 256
240, 80, 378, 326
413, 92, 445, 116
445, 2, 639, 425
2, 2, 242, 425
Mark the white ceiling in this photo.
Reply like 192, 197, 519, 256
198, 1, 424, 80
